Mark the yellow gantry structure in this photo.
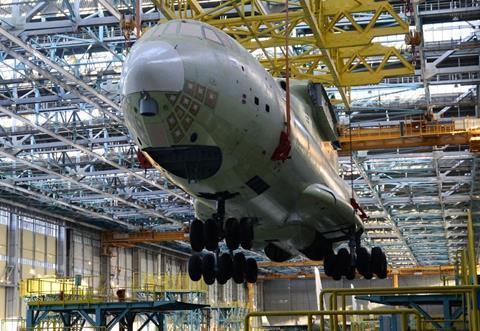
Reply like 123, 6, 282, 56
154, 0, 414, 106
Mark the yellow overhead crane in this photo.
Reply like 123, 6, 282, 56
338, 117, 480, 153
154, 0, 414, 105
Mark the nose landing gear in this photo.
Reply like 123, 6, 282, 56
187, 193, 258, 285
188, 251, 258, 285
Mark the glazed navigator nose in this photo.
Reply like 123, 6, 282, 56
121, 40, 184, 96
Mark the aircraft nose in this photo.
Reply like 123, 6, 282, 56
121, 40, 185, 96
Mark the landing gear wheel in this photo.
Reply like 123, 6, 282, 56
371, 247, 385, 278
189, 219, 204, 252
233, 252, 246, 284
204, 218, 219, 251
346, 266, 356, 280
337, 248, 351, 277
217, 253, 233, 284
245, 258, 258, 283
356, 247, 373, 279
225, 218, 240, 250
373, 249, 388, 279
378, 252, 388, 279
202, 254, 216, 285
239, 218, 253, 250
188, 254, 202, 281
323, 250, 336, 277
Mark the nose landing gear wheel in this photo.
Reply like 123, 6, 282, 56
188, 254, 202, 281
245, 258, 258, 283
204, 218, 219, 251
217, 253, 233, 284
189, 219, 204, 252
239, 218, 253, 250
233, 252, 246, 284
202, 254, 216, 285
225, 218, 240, 250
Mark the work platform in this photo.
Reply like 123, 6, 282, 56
26, 300, 207, 330
357, 294, 467, 330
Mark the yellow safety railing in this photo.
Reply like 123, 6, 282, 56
244, 309, 422, 331
21, 273, 208, 305
318, 285, 479, 331
133, 272, 208, 293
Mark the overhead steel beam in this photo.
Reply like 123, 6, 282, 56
0, 148, 179, 224
299, 0, 349, 109
0, 105, 191, 207
98, 0, 123, 20
0, 44, 120, 122
0, 197, 103, 231
0, 26, 121, 116
102, 230, 188, 247
0, 179, 125, 226
353, 157, 418, 265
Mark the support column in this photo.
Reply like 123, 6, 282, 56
6, 212, 20, 318
100, 244, 112, 299
56, 226, 67, 276
247, 283, 255, 312
392, 271, 399, 288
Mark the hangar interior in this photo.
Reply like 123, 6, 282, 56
0, 0, 478, 330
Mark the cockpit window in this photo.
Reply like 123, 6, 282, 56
180, 22, 203, 38
164, 22, 179, 35
203, 27, 223, 45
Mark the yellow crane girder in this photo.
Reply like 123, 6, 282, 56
156, 0, 407, 49
154, 0, 413, 101
260, 43, 414, 86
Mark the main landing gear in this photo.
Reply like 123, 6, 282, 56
323, 245, 388, 280
187, 195, 258, 285
302, 230, 388, 280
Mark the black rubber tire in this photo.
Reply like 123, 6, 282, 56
225, 218, 240, 250
245, 258, 258, 283
233, 252, 246, 284
371, 246, 383, 277
377, 252, 388, 279
189, 219, 204, 252
239, 218, 253, 250
204, 218, 218, 251
337, 248, 351, 277
202, 254, 216, 285
356, 247, 373, 279
323, 250, 336, 277
218, 253, 233, 281
356, 247, 369, 275
188, 254, 202, 281
346, 266, 356, 280
264, 243, 292, 262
